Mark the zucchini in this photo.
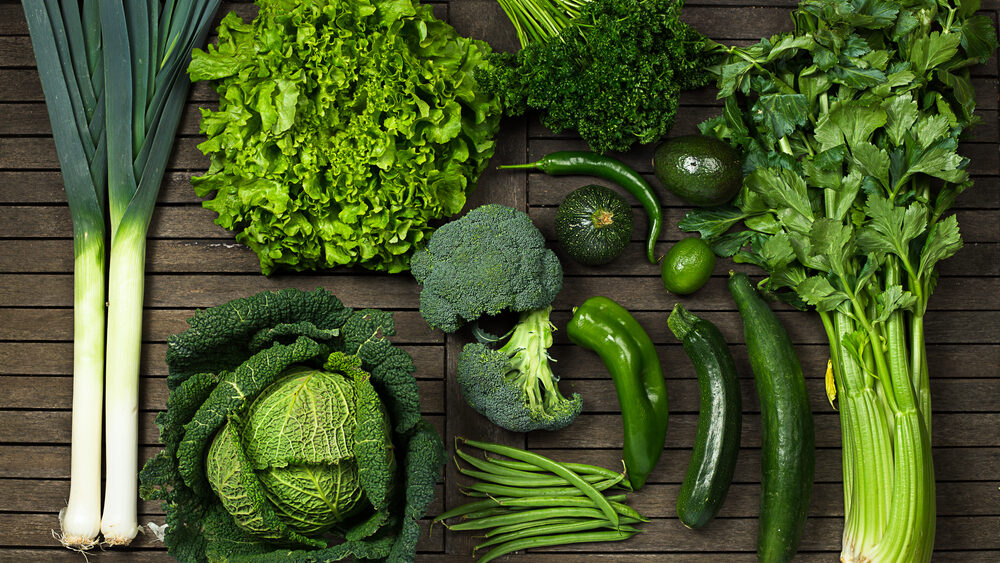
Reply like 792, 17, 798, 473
728, 273, 814, 563
555, 184, 634, 266
667, 304, 741, 529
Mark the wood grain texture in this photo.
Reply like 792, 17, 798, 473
0, 0, 997, 560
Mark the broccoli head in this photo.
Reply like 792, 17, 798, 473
457, 307, 582, 432
410, 204, 563, 333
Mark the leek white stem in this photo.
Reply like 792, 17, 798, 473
100, 225, 146, 545
59, 240, 105, 549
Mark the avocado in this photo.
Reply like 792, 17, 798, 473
653, 135, 743, 206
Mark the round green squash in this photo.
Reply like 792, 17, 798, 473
555, 185, 634, 266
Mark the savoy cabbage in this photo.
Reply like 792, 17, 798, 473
139, 288, 445, 562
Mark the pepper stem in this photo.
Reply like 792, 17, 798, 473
497, 162, 539, 170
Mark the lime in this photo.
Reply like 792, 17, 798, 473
661, 238, 716, 295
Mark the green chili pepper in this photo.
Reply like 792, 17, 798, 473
499, 151, 663, 264
566, 296, 669, 490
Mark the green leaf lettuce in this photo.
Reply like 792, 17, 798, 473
189, 0, 502, 274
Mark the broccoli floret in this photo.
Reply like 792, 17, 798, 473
410, 204, 563, 333
457, 307, 582, 432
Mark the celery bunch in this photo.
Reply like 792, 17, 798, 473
681, 0, 997, 560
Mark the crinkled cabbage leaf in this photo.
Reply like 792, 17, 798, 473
139, 288, 446, 562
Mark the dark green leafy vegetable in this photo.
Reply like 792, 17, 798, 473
479, 0, 718, 153
139, 288, 446, 562
683, 0, 996, 560
189, 0, 503, 274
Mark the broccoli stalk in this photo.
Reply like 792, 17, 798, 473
458, 307, 582, 432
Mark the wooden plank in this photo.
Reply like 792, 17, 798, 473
514, 516, 1000, 552
3, 409, 999, 448
550, 342, 1000, 378
3, 551, 999, 563
5, 444, 996, 485
548, 241, 1000, 277
6, 121, 1000, 175
1, 273, 995, 312
0, 205, 231, 239
0, 308, 443, 343
0, 411, 445, 446
526, 171, 1000, 209
445, 0, 527, 556
1, 478, 992, 523
0, 274, 422, 309
527, 138, 1000, 175
1, 306, 995, 348
5, 202, 999, 243
4, 238, 998, 277
4, 99, 997, 143
1, 201, 994, 246
0, 342, 444, 377
0, 513, 445, 552
530, 207, 1000, 245
0, 479, 446, 521
553, 377, 1000, 414
526, 107, 1000, 144
522, 413, 1000, 449
0, 551, 175, 563
0, 171, 201, 204
0, 376, 447, 413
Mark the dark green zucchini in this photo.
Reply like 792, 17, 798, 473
667, 303, 741, 529
555, 184, 634, 266
728, 273, 814, 563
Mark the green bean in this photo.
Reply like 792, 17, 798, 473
476, 521, 640, 552
490, 495, 642, 519
485, 454, 627, 483
437, 492, 628, 522
456, 448, 549, 480
460, 440, 622, 528
457, 466, 607, 488
485, 517, 586, 537
435, 498, 516, 522
463, 474, 623, 498
447, 507, 608, 531
484, 515, 644, 538
609, 501, 649, 522
461, 448, 625, 486
462, 507, 512, 520
476, 530, 639, 563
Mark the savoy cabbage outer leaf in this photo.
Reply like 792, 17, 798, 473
139, 288, 445, 563
189, 0, 501, 275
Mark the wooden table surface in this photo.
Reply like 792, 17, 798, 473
1, 0, 998, 561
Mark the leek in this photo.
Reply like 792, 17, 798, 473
23, 0, 107, 549
25, 0, 219, 548
99, 0, 219, 545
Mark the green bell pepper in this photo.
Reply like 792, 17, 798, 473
567, 296, 669, 490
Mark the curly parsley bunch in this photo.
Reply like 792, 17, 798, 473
481, 0, 718, 153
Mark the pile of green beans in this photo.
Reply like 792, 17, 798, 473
437, 439, 645, 562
